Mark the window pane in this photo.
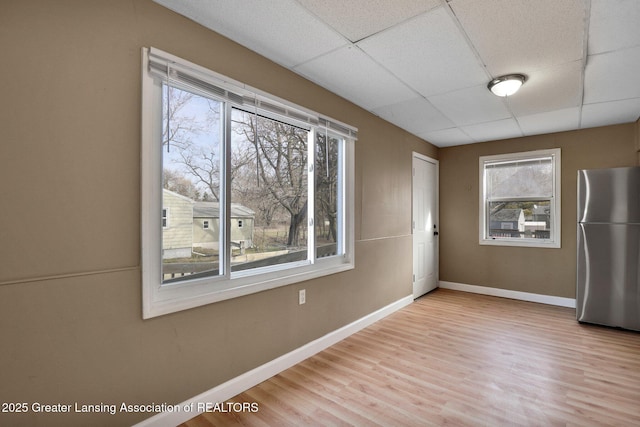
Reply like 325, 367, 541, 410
230, 109, 309, 272
315, 132, 340, 258
488, 200, 551, 239
162, 84, 223, 283
486, 157, 553, 199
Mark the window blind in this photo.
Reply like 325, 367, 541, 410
485, 156, 554, 199
147, 48, 357, 140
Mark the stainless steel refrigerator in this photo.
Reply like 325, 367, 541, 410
577, 166, 640, 331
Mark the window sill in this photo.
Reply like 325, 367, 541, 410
479, 238, 561, 249
143, 258, 354, 319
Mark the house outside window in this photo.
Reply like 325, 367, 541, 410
141, 48, 356, 318
479, 148, 561, 248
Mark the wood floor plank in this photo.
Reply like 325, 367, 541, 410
180, 289, 640, 426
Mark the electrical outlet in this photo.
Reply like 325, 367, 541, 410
298, 289, 306, 305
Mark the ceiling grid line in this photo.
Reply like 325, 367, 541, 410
439, 0, 524, 142
154, 0, 640, 147
578, 0, 593, 129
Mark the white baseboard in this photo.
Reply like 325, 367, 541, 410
439, 281, 576, 308
134, 295, 414, 427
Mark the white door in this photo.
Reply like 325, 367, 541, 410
412, 153, 438, 299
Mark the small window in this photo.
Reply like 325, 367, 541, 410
162, 208, 169, 228
203, 220, 209, 229
479, 149, 561, 248
237, 219, 243, 228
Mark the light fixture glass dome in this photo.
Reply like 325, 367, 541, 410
488, 74, 526, 97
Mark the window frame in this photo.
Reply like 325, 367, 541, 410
478, 148, 561, 248
141, 48, 356, 319
161, 208, 169, 229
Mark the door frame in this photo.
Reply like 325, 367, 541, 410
412, 152, 439, 298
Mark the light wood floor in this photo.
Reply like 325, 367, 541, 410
180, 289, 640, 426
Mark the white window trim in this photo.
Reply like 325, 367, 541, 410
141, 48, 356, 319
478, 148, 561, 248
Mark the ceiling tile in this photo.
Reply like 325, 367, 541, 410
154, 0, 347, 68
419, 127, 475, 147
372, 97, 454, 134
428, 85, 512, 126
461, 118, 523, 142
518, 107, 581, 136
507, 61, 583, 117
584, 46, 640, 104
294, 46, 417, 110
155, 0, 640, 147
296, 0, 441, 42
358, 7, 489, 97
450, 0, 587, 76
589, 0, 640, 54
581, 98, 640, 129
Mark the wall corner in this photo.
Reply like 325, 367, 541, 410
636, 117, 640, 165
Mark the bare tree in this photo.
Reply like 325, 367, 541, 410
162, 85, 223, 201
315, 133, 339, 243
232, 110, 308, 247
163, 87, 335, 249
162, 86, 203, 151
163, 168, 201, 200
174, 144, 221, 201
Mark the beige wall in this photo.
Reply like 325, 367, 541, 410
0, 1, 435, 426
439, 124, 638, 298
5, 2, 636, 425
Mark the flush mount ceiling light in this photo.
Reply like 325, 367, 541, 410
487, 74, 526, 97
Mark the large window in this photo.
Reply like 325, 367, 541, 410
141, 48, 356, 318
479, 149, 561, 248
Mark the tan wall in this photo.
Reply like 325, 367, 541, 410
636, 118, 640, 163
0, 1, 436, 426
439, 124, 638, 298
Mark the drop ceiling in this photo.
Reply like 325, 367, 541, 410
153, 0, 640, 147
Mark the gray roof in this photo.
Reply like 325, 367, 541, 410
532, 206, 550, 216
491, 209, 523, 222
193, 202, 254, 219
